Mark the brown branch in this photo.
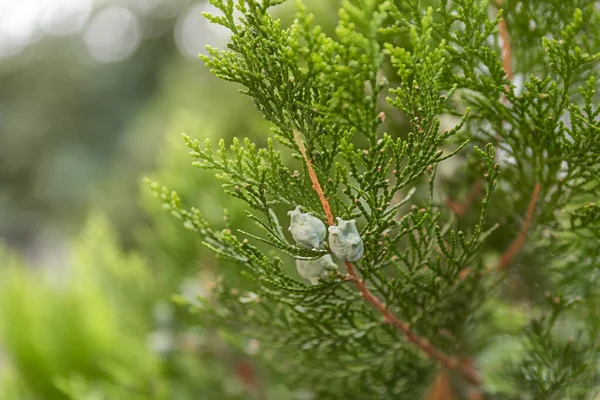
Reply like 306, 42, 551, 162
498, 17, 513, 82
234, 360, 259, 393
425, 370, 455, 400
493, 5, 542, 272
446, 181, 483, 216
293, 128, 334, 225
497, 1, 513, 103
498, 182, 541, 270
444, 4, 512, 218
293, 128, 481, 387
345, 261, 480, 385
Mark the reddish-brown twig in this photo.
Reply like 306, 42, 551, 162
293, 129, 335, 225
293, 128, 481, 387
498, 18, 512, 82
497, 1, 513, 102
494, 5, 543, 271
446, 181, 484, 216
345, 260, 480, 385
498, 182, 541, 270
425, 370, 455, 400
235, 360, 258, 392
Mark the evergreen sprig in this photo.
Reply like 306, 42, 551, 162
146, 0, 600, 398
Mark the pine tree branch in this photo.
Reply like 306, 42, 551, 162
293, 128, 481, 387
498, 182, 541, 270
492, 4, 542, 274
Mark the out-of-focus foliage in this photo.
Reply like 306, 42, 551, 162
0, 0, 215, 248
0, 0, 340, 399
0, 216, 159, 399
0, 0, 599, 399
0, 212, 253, 400
0, 35, 174, 247
97, 54, 270, 245
0, 53, 288, 396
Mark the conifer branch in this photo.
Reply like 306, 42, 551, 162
446, 182, 483, 216
498, 182, 541, 270
293, 128, 334, 226
164, 2, 600, 397
447, 3, 513, 216
293, 128, 481, 387
345, 259, 480, 386
425, 370, 455, 400
498, 9, 513, 82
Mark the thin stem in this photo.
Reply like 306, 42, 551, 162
425, 370, 455, 400
293, 129, 334, 225
498, 17, 513, 81
345, 260, 480, 385
446, 181, 483, 216
498, 182, 541, 270
497, 1, 513, 101
293, 128, 481, 387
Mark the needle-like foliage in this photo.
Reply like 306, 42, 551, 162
146, 0, 600, 398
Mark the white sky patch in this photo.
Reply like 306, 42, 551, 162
174, 2, 237, 60
40, 0, 94, 37
129, 0, 180, 18
83, 7, 141, 63
0, 0, 237, 61
0, 0, 44, 57
0, 0, 94, 57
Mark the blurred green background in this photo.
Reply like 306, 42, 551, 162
0, 1, 565, 398
0, 0, 325, 398
0, 0, 254, 250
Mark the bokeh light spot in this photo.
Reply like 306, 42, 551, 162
41, 0, 93, 37
83, 7, 141, 63
174, 3, 235, 60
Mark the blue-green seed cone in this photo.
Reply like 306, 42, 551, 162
288, 206, 326, 249
296, 255, 338, 284
328, 217, 364, 262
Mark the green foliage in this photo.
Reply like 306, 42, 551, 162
503, 297, 594, 400
145, 0, 600, 398
0, 213, 249, 400
2, 0, 599, 399
0, 217, 156, 399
